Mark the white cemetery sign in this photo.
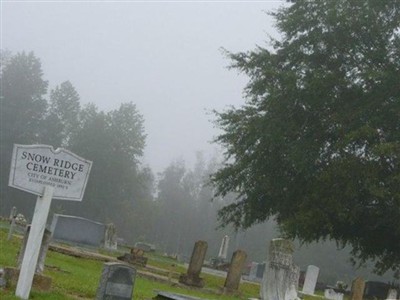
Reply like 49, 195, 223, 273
9, 144, 92, 201
9, 144, 92, 299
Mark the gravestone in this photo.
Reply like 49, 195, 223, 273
302, 265, 320, 295
245, 262, 265, 283
9, 206, 17, 220
249, 262, 259, 281
134, 242, 154, 252
364, 281, 391, 299
224, 250, 247, 292
325, 288, 344, 300
256, 263, 266, 279
104, 223, 118, 250
96, 262, 136, 300
350, 277, 365, 300
7, 206, 17, 240
17, 225, 52, 274
218, 235, 230, 260
179, 240, 207, 288
386, 289, 397, 300
50, 214, 106, 247
155, 291, 204, 300
260, 238, 299, 300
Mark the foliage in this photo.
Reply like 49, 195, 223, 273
212, 0, 400, 276
0, 51, 49, 216
43, 81, 81, 147
0, 51, 154, 243
154, 154, 228, 256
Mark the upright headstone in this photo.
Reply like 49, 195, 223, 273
104, 223, 118, 250
17, 225, 52, 274
50, 214, 106, 247
386, 289, 397, 300
325, 288, 344, 300
179, 240, 208, 288
249, 262, 259, 281
350, 277, 365, 300
7, 206, 17, 240
9, 206, 17, 221
96, 262, 136, 300
224, 250, 247, 292
260, 238, 299, 300
218, 235, 230, 260
302, 265, 320, 295
364, 281, 392, 299
290, 264, 300, 291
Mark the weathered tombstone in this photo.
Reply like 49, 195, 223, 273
9, 206, 17, 221
50, 214, 105, 247
17, 225, 52, 274
7, 206, 17, 240
9, 144, 92, 299
260, 238, 299, 300
364, 281, 391, 299
290, 264, 300, 291
247, 262, 266, 283
256, 263, 266, 279
224, 250, 247, 292
325, 288, 344, 300
104, 223, 118, 250
386, 288, 397, 300
218, 235, 230, 260
134, 242, 154, 252
96, 262, 136, 300
302, 265, 320, 295
117, 247, 148, 267
179, 240, 208, 288
350, 277, 365, 300
248, 262, 259, 281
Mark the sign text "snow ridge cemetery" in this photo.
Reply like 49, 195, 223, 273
9, 144, 92, 201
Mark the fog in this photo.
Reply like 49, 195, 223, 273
2, 1, 282, 173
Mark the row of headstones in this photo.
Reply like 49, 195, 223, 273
179, 240, 248, 292
98, 239, 400, 300
260, 238, 399, 300
7, 212, 399, 300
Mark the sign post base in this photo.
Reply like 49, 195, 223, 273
15, 186, 54, 299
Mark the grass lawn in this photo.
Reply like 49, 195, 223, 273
0, 226, 260, 299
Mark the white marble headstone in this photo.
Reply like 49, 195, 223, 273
218, 235, 229, 260
302, 265, 319, 295
386, 289, 397, 300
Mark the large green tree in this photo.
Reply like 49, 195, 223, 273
212, 0, 400, 276
65, 102, 151, 235
42, 81, 81, 147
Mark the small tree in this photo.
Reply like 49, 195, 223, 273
212, 0, 400, 276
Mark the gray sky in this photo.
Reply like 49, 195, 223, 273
2, 0, 283, 174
